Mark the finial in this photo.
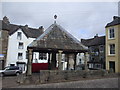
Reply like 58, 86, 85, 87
54, 15, 57, 19
54, 15, 57, 24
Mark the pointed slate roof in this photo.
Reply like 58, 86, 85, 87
28, 23, 88, 52
105, 16, 120, 28
81, 36, 105, 46
0, 20, 43, 38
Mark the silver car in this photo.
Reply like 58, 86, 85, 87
0, 66, 22, 76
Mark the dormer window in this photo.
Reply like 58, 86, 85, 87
109, 28, 115, 39
17, 32, 22, 40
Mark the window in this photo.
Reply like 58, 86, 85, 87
109, 44, 115, 54
18, 53, 23, 60
91, 57, 94, 61
109, 28, 115, 39
17, 32, 22, 40
99, 45, 104, 52
18, 42, 23, 49
95, 52, 99, 56
79, 59, 82, 64
90, 47, 94, 53
39, 53, 47, 60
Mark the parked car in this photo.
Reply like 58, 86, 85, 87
0, 66, 22, 76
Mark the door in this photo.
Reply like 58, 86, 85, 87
109, 61, 115, 72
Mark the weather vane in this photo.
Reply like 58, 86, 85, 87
54, 15, 57, 24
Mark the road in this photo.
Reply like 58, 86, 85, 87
12, 78, 119, 88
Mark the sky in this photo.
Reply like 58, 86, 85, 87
0, 2, 119, 40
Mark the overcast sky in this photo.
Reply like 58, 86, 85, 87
1, 2, 118, 40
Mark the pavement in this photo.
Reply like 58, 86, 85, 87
11, 77, 119, 88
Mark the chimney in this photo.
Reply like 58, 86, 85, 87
3, 16, 10, 24
24, 24, 28, 29
113, 16, 120, 20
94, 34, 98, 38
39, 26, 44, 34
81, 39, 84, 42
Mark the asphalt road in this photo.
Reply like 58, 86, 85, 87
13, 78, 119, 88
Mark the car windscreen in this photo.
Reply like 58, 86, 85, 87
5, 66, 19, 70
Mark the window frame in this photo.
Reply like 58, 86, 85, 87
39, 53, 47, 60
109, 44, 115, 55
18, 53, 23, 60
18, 42, 24, 49
108, 28, 115, 39
17, 32, 22, 40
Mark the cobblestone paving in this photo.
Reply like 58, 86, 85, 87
2, 76, 20, 88
13, 78, 118, 88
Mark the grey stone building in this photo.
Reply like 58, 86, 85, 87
81, 34, 105, 70
0, 16, 9, 69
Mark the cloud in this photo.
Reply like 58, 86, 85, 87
1, 2, 118, 40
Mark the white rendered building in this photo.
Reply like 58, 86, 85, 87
4, 22, 43, 72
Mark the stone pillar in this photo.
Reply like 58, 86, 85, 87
48, 53, 51, 70
66, 54, 69, 70
26, 49, 33, 76
51, 52, 56, 69
74, 53, 77, 70
84, 52, 88, 71
58, 50, 63, 70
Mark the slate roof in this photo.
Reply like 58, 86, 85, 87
28, 23, 88, 52
81, 36, 105, 46
105, 16, 120, 28
0, 20, 43, 38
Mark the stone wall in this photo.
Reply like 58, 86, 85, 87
39, 70, 108, 83
18, 70, 118, 84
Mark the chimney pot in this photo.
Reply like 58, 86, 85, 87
113, 16, 119, 20
24, 24, 28, 29
3, 16, 10, 24
39, 26, 44, 33
94, 34, 98, 38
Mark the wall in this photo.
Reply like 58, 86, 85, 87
106, 25, 119, 73
118, 25, 120, 73
18, 70, 117, 84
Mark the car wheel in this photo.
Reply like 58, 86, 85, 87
16, 72, 20, 76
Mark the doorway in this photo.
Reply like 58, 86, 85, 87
109, 61, 115, 72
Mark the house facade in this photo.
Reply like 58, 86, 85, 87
81, 35, 105, 70
105, 16, 120, 73
0, 16, 44, 72
6, 28, 35, 72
